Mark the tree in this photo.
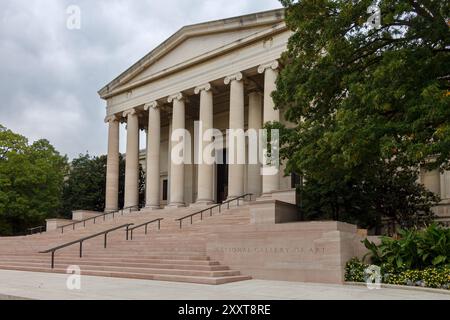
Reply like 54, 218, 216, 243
62, 154, 109, 216
62, 153, 145, 217
274, 0, 449, 229
0, 125, 68, 235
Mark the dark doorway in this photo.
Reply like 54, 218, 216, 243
162, 179, 168, 201
216, 149, 228, 203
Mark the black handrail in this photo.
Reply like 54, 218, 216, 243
40, 223, 134, 269
176, 194, 253, 229
28, 226, 45, 235
129, 218, 164, 240
58, 205, 139, 234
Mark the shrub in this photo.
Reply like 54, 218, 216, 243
363, 223, 450, 272
345, 259, 450, 290
345, 258, 367, 283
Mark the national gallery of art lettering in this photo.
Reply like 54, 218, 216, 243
0, 9, 448, 285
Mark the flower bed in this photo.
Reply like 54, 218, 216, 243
345, 223, 450, 290
345, 258, 450, 290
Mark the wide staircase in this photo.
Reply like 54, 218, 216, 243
0, 198, 253, 285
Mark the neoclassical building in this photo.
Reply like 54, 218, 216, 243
99, 9, 450, 216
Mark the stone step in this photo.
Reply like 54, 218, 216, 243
0, 265, 251, 285
0, 202, 255, 284
0, 257, 228, 270
0, 252, 212, 261
0, 263, 240, 277
0, 255, 221, 266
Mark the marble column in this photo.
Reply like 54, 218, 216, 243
167, 93, 186, 207
258, 61, 280, 194
104, 115, 120, 212
144, 101, 161, 209
224, 72, 245, 199
123, 108, 140, 210
167, 117, 172, 205
195, 83, 214, 205
247, 91, 263, 198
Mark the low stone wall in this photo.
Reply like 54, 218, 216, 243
206, 221, 367, 284
256, 189, 297, 205
72, 210, 103, 221
250, 200, 299, 224
45, 219, 75, 232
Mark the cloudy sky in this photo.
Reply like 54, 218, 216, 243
0, 0, 282, 159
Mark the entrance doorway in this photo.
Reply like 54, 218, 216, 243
216, 149, 228, 203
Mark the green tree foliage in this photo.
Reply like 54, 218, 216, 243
274, 0, 449, 229
0, 125, 68, 235
62, 154, 110, 216
62, 153, 145, 216
363, 223, 450, 271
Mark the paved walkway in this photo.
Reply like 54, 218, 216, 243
0, 270, 448, 300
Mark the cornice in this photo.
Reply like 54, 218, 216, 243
98, 9, 286, 99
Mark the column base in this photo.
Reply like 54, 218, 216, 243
225, 196, 248, 208
190, 201, 214, 208
104, 208, 119, 214
123, 205, 140, 213
145, 205, 161, 211
165, 203, 186, 209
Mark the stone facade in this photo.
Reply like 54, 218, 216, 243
99, 9, 450, 216
100, 9, 293, 211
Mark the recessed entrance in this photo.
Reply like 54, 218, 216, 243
216, 149, 228, 203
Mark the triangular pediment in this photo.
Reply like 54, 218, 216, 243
132, 26, 272, 83
99, 8, 285, 98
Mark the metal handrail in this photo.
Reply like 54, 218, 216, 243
58, 205, 139, 234
28, 226, 45, 235
129, 218, 164, 240
40, 223, 134, 269
176, 193, 253, 229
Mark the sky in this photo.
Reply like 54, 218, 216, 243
0, 0, 282, 159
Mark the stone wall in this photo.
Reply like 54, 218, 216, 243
204, 197, 372, 284
206, 220, 367, 284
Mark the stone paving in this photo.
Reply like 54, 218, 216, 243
0, 270, 448, 300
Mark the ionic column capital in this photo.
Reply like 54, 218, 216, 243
144, 101, 159, 111
224, 72, 243, 85
168, 92, 184, 103
122, 108, 138, 118
257, 60, 280, 74
104, 114, 119, 124
194, 83, 212, 95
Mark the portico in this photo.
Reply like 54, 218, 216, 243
100, 9, 294, 211
100, 9, 450, 213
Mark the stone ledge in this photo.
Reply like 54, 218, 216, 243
0, 294, 33, 300
45, 219, 76, 232
72, 210, 104, 221
250, 200, 299, 225
256, 188, 297, 205
345, 282, 450, 295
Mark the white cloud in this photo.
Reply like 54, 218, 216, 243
0, 0, 282, 159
